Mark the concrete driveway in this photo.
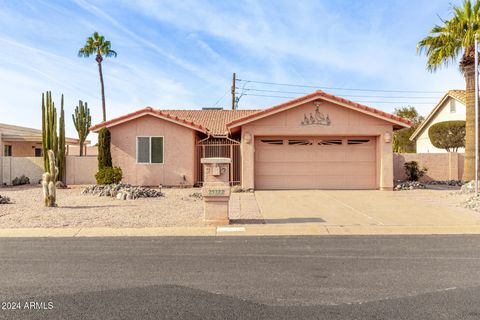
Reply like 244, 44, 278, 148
254, 189, 480, 227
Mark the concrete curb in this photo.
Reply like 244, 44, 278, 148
2, 224, 480, 237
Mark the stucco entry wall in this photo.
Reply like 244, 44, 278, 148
239, 100, 394, 190
109, 115, 196, 186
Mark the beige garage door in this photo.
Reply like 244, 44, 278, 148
255, 137, 377, 190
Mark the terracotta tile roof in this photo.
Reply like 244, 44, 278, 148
90, 107, 259, 135
226, 90, 413, 129
447, 89, 466, 103
161, 109, 259, 135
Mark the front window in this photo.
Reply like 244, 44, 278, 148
3, 145, 12, 157
137, 137, 164, 164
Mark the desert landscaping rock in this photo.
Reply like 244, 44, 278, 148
189, 192, 203, 200
0, 195, 12, 204
426, 180, 463, 186
0, 185, 203, 228
460, 181, 476, 194
82, 184, 164, 200
394, 181, 426, 191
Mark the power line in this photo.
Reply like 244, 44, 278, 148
236, 78, 445, 94
243, 93, 438, 105
236, 87, 442, 99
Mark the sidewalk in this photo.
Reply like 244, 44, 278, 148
2, 224, 480, 237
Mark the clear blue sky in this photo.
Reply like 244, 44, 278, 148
0, 0, 465, 139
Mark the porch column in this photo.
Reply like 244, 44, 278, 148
379, 131, 394, 190
241, 131, 255, 190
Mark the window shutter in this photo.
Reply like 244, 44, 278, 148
151, 137, 164, 163
137, 137, 150, 163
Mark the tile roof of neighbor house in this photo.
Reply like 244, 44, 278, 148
447, 89, 466, 103
409, 89, 466, 141
90, 90, 412, 135
226, 90, 412, 129
0, 123, 85, 144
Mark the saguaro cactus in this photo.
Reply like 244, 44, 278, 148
72, 100, 91, 156
41, 92, 66, 182
57, 98, 65, 183
42, 150, 57, 207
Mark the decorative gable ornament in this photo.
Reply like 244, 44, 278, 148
301, 101, 331, 126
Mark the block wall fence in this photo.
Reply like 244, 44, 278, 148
393, 153, 464, 182
1, 156, 97, 186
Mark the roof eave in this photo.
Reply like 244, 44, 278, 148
227, 92, 412, 129
90, 108, 209, 135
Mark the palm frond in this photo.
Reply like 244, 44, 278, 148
418, 0, 480, 72
78, 32, 117, 60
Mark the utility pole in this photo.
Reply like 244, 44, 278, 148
231, 73, 236, 110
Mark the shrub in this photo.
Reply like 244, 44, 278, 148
428, 120, 466, 152
95, 166, 122, 185
97, 127, 112, 169
12, 175, 30, 186
404, 161, 427, 181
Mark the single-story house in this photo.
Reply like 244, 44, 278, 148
410, 90, 466, 153
90, 90, 411, 190
0, 122, 90, 157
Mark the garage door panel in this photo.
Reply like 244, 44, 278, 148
315, 150, 346, 162
314, 163, 352, 175
341, 162, 376, 175
282, 150, 316, 162
347, 150, 376, 161
256, 149, 286, 162
255, 136, 377, 189
256, 163, 313, 176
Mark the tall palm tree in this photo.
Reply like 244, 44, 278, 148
78, 32, 117, 122
418, 0, 480, 181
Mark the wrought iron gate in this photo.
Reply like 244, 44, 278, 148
195, 138, 241, 185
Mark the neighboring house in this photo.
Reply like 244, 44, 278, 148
0, 122, 92, 185
0, 123, 90, 157
90, 90, 411, 190
410, 90, 466, 153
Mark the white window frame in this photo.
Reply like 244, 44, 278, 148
136, 136, 164, 164
450, 100, 456, 113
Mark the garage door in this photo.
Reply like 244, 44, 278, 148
255, 137, 377, 190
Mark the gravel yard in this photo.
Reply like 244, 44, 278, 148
0, 185, 204, 228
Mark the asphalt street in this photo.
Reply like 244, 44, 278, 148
1, 235, 480, 319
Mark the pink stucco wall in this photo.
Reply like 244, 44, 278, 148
108, 115, 196, 186
393, 153, 464, 181
239, 99, 396, 190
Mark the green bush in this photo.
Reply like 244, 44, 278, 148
428, 120, 466, 152
404, 161, 427, 181
95, 167, 122, 185
12, 175, 30, 186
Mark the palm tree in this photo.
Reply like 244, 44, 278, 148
78, 32, 117, 122
418, 0, 480, 181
